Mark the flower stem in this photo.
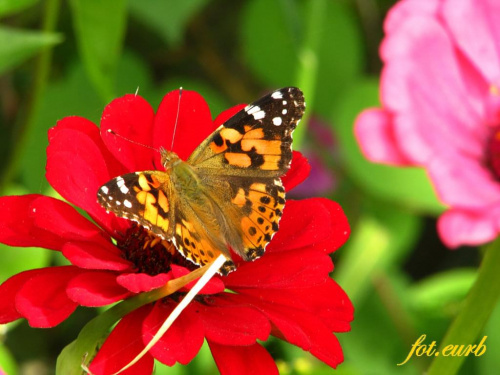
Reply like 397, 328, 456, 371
293, 0, 325, 148
2, 0, 61, 189
427, 237, 500, 375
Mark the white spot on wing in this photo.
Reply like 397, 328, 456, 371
282, 109, 287, 115
124, 200, 132, 208
271, 91, 283, 99
272, 117, 282, 126
283, 100, 287, 105
100, 186, 109, 194
245, 105, 261, 115
253, 110, 265, 120
120, 184, 129, 194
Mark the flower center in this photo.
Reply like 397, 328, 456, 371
117, 223, 196, 275
487, 128, 500, 180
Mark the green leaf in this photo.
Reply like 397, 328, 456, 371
408, 269, 477, 318
242, 0, 363, 117
0, 0, 39, 17
0, 342, 17, 375
69, 0, 127, 102
128, 0, 209, 46
335, 200, 421, 303
331, 78, 445, 214
478, 301, 500, 374
0, 26, 61, 74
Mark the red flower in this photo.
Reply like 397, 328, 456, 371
0, 90, 353, 374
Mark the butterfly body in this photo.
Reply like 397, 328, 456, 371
98, 87, 305, 274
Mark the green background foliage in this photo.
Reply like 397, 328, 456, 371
0, 0, 497, 374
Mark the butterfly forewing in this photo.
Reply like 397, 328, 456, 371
188, 87, 305, 177
97, 172, 174, 238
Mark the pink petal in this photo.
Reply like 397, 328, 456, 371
15, 266, 82, 327
443, 0, 500, 85
354, 108, 411, 164
62, 241, 132, 271
100, 94, 156, 172
143, 302, 204, 366
153, 90, 216, 161
46, 117, 129, 236
116, 273, 172, 293
67, 271, 131, 306
381, 15, 488, 164
90, 306, 154, 375
384, 0, 439, 35
427, 155, 500, 207
196, 295, 270, 345
209, 341, 279, 375
438, 207, 500, 247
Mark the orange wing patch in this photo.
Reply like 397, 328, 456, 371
174, 222, 236, 273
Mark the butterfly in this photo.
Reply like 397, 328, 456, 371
97, 87, 305, 274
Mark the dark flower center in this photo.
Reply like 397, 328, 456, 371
117, 223, 196, 275
487, 128, 500, 180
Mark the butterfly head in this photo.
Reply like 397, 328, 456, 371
160, 147, 181, 170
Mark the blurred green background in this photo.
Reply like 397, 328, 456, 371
0, 0, 498, 374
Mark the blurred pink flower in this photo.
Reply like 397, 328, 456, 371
355, 0, 500, 247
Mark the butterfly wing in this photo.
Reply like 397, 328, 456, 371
188, 87, 305, 177
97, 171, 174, 238
190, 87, 304, 263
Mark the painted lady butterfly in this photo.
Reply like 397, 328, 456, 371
97, 87, 305, 274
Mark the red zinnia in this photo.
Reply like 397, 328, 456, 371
0, 89, 353, 374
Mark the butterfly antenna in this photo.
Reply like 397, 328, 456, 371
107, 129, 158, 153
170, 87, 183, 150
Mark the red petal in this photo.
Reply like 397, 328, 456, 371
90, 306, 154, 375
170, 265, 225, 295
67, 271, 131, 306
100, 94, 156, 171
233, 292, 344, 368
270, 198, 350, 254
116, 273, 172, 293
282, 151, 311, 191
15, 266, 82, 327
46, 117, 129, 235
31, 195, 110, 244
0, 195, 65, 250
0, 268, 47, 323
153, 90, 216, 161
237, 281, 353, 333
213, 104, 246, 127
197, 294, 270, 345
209, 341, 278, 375
225, 249, 332, 289
62, 241, 132, 271
143, 301, 204, 366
